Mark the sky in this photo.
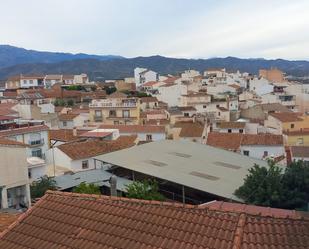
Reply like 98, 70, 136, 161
0, 0, 309, 60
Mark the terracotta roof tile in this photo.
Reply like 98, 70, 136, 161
99, 124, 165, 133
0, 191, 308, 249
0, 138, 28, 147
270, 112, 303, 122
207, 133, 242, 151
57, 135, 137, 160
207, 133, 283, 151
0, 212, 21, 233
241, 134, 283, 145
174, 122, 204, 138
49, 129, 79, 142
0, 125, 49, 137
290, 146, 309, 158
219, 122, 246, 129
140, 97, 158, 103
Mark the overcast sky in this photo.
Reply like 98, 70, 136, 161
0, 0, 309, 60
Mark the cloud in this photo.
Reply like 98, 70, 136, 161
0, 0, 308, 59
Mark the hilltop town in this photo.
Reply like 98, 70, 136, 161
0, 66, 308, 248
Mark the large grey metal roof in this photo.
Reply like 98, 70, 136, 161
94, 140, 269, 201
54, 168, 132, 191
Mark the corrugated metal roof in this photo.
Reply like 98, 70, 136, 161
94, 140, 269, 201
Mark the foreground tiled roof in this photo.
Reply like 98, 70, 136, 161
0, 191, 308, 249
0, 125, 49, 137
200, 201, 308, 219
140, 96, 158, 103
0, 212, 21, 233
57, 135, 137, 160
99, 124, 165, 133
174, 122, 204, 138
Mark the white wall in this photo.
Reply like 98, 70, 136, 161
240, 145, 285, 160
120, 132, 166, 141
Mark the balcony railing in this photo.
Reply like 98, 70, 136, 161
90, 102, 137, 108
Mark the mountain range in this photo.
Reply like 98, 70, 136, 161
1, 45, 309, 80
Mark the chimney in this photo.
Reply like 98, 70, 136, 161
109, 175, 117, 197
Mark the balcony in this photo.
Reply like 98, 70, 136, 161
28, 139, 44, 147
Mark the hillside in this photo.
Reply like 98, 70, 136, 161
0, 45, 309, 80
0, 45, 122, 69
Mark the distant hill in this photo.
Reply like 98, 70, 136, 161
0, 45, 309, 80
0, 45, 123, 69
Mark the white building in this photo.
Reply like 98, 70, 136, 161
46, 136, 137, 172
134, 68, 159, 87
0, 138, 31, 209
100, 125, 166, 142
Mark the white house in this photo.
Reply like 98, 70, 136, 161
0, 138, 31, 209
207, 133, 285, 161
156, 83, 187, 107
46, 136, 137, 172
100, 125, 166, 142
0, 124, 50, 159
58, 113, 89, 129
240, 134, 285, 160
134, 68, 159, 87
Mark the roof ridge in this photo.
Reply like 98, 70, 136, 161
232, 213, 247, 249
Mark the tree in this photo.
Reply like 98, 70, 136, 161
67, 99, 74, 106
30, 176, 57, 199
73, 182, 101, 195
281, 160, 309, 210
235, 163, 284, 207
125, 180, 165, 201
235, 161, 309, 210
106, 86, 117, 95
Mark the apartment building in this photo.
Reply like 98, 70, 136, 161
5, 75, 44, 89
0, 138, 31, 209
89, 92, 140, 125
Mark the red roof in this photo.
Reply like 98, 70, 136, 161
0, 138, 28, 147
79, 130, 112, 138
207, 133, 283, 151
0, 125, 49, 137
142, 81, 159, 87
57, 135, 137, 160
0, 191, 308, 249
201, 201, 307, 219
163, 76, 180, 84
100, 124, 165, 133
270, 112, 303, 122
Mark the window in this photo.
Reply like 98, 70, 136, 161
63, 121, 67, 127
239, 129, 243, 133
95, 110, 102, 117
32, 149, 42, 158
146, 134, 152, 141
218, 112, 221, 116
82, 160, 89, 169
109, 110, 117, 117
228, 129, 232, 133
243, 150, 249, 156
29, 80, 33, 84
184, 112, 189, 117
203, 105, 207, 109
263, 151, 268, 157
291, 123, 294, 128
122, 110, 130, 118
114, 121, 119, 125
297, 138, 304, 145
